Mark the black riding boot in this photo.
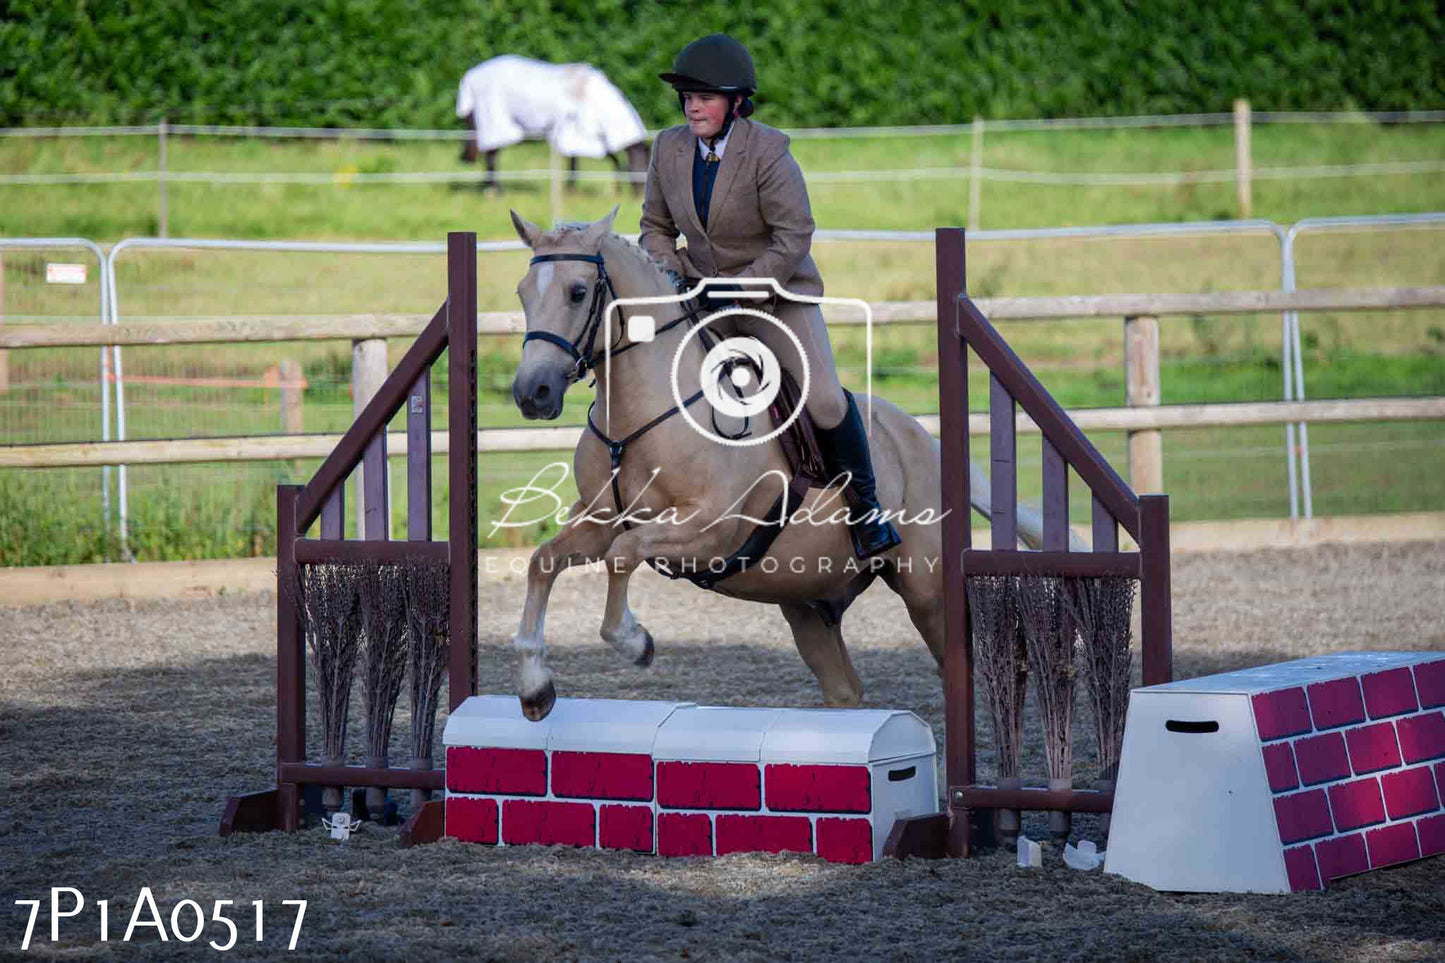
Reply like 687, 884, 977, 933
816, 390, 902, 560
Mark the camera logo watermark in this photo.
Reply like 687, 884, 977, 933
603, 278, 875, 445
673, 308, 805, 447
699, 335, 782, 420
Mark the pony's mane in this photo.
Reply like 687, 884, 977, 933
601, 232, 673, 288
537, 222, 674, 291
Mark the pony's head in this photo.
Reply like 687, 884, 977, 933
508, 206, 619, 420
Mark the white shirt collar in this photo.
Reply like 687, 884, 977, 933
697, 127, 732, 160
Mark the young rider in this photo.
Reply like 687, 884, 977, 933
638, 33, 901, 560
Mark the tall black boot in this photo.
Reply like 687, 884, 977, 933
816, 390, 902, 560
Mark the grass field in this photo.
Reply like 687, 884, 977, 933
1, 120, 1442, 565
4, 120, 1445, 238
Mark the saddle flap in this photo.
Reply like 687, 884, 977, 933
768, 368, 829, 489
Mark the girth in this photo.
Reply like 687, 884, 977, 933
653, 473, 815, 590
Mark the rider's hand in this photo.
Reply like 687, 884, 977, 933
665, 269, 692, 295
700, 278, 748, 312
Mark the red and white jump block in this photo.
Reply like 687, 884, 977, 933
440, 695, 939, 863
1106, 651, 1445, 892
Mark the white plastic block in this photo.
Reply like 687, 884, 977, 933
1017, 835, 1042, 868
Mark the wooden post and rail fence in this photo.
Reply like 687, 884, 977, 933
3, 286, 1443, 498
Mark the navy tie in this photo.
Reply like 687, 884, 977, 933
693, 148, 721, 229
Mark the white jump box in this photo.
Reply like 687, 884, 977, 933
1106, 651, 1445, 892
442, 695, 940, 863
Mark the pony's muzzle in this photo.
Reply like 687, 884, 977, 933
512, 367, 567, 420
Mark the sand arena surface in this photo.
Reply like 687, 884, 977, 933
2, 541, 1443, 960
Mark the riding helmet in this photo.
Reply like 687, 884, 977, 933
660, 34, 756, 117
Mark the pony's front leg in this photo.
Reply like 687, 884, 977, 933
600, 565, 654, 667
596, 513, 725, 674
512, 504, 618, 721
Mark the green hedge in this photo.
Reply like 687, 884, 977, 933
2, 0, 1441, 129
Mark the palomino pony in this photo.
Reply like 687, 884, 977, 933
505, 209, 1045, 721
456, 55, 649, 196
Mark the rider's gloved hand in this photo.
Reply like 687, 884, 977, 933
699, 278, 748, 312
666, 269, 692, 295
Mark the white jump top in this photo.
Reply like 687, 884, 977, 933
1136, 651, 1440, 696
650, 706, 786, 762
443, 695, 691, 754
656, 706, 936, 765
442, 696, 938, 766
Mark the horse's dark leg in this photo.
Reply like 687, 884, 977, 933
483, 149, 500, 194
458, 113, 478, 164
626, 142, 649, 198
567, 156, 580, 191
605, 152, 624, 196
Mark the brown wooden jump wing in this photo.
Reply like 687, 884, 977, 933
887, 228, 1173, 860
220, 232, 479, 838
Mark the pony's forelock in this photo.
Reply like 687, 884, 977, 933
536, 220, 673, 290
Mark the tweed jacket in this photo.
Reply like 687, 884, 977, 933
639, 118, 824, 298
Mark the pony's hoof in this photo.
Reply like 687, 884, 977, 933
521, 682, 556, 721
633, 630, 655, 667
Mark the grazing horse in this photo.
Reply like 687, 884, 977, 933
456, 55, 649, 196
505, 208, 1047, 721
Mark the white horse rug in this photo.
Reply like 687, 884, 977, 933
456, 55, 647, 158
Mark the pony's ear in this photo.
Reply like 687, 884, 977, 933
510, 209, 544, 248
600, 205, 619, 234
581, 205, 620, 247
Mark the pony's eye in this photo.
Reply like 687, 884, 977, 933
569, 284, 587, 304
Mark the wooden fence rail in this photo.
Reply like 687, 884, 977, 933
3, 396, 1441, 470
5, 285, 1443, 495
3, 286, 1444, 349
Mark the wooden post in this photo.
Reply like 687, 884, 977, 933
351, 338, 389, 539
278, 359, 303, 434
158, 118, 169, 238
968, 116, 984, 233
1139, 494, 1173, 687
549, 142, 564, 227
935, 228, 975, 857
447, 231, 479, 709
1125, 314, 1163, 494
276, 484, 304, 832
1234, 99, 1252, 219
0, 252, 7, 393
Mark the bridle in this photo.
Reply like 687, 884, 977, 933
523, 251, 718, 383
522, 252, 617, 383
521, 249, 752, 443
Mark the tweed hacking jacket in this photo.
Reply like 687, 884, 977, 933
639, 117, 824, 298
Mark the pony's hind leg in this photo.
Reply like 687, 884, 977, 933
778, 602, 863, 707
881, 564, 946, 675
512, 502, 617, 720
